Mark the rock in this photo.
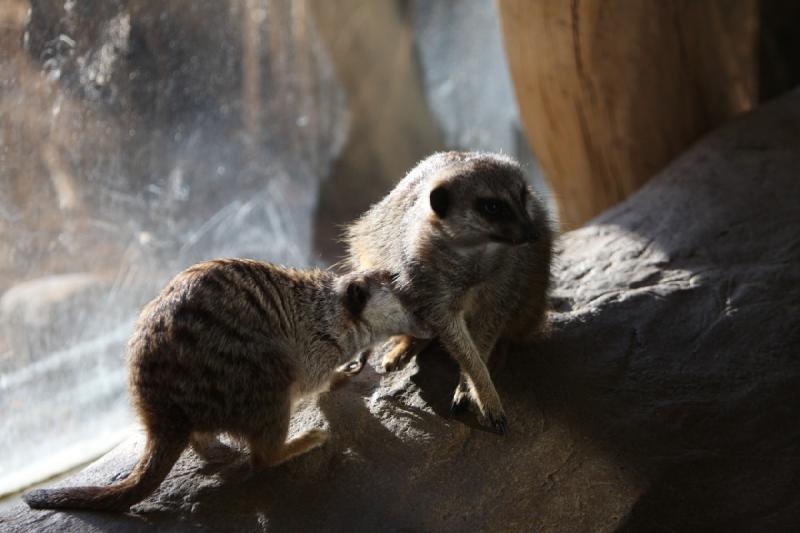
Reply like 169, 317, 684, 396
3, 90, 800, 531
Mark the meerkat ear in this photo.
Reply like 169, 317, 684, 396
429, 185, 450, 218
344, 279, 370, 316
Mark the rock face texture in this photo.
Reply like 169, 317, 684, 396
3, 92, 800, 531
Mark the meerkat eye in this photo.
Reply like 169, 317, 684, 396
475, 198, 511, 220
430, 185, 450, 218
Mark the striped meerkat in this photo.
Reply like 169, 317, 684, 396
23, 258, 430, 512
345, 152, 553, 435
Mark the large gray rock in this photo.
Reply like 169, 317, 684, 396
3, 91, 800, 532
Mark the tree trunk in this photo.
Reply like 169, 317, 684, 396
498, 0, 758, 229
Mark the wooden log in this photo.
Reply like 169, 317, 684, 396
498, 0, 758, 229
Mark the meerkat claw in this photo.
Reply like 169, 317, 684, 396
338, 349, 369, 375
489, 414, 508, 436
342, 359, 364, 375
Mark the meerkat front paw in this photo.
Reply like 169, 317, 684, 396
452, 396, 508, 436
338, 349, 369, 376
449, 382, 508, 435
381, 336, 414, 372
381, 335, 434, 373
475, 401, 508, 436
449, 381, 474, 415
331, 350, 369, 389
487, 412, 508, 436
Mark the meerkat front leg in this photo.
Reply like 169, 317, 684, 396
440, 315, 507, 435
451, 318, 504, 416
450, 308, 499, 415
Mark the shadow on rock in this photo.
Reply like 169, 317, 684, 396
527, 91, 800, 531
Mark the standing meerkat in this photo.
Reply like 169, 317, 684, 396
23, 258, 430, 512
345, 152, 552, 434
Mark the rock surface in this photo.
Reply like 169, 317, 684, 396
3, 91, 800, 531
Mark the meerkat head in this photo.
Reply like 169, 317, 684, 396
336, 270, 432, 343
424, 153, 544, 249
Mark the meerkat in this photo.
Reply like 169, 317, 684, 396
23, 258, 430, 512
344, 152, 552, 435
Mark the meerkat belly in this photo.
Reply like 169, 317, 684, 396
458, 278, 518, 329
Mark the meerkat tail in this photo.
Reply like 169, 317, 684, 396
23, 431, 188, 512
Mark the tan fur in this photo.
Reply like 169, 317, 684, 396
344, 152, 553, 434
23, 259, 430, 512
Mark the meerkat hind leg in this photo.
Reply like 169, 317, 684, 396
269, 429, 330, 467
247, 397, 329, 470
191, 432, 237, 464
249, 429, 329, 469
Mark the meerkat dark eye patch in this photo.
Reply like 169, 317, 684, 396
430, 185, 450, 218
475, 198, 513, 221
519, 187, 528, 206
344, 280, 370, 316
